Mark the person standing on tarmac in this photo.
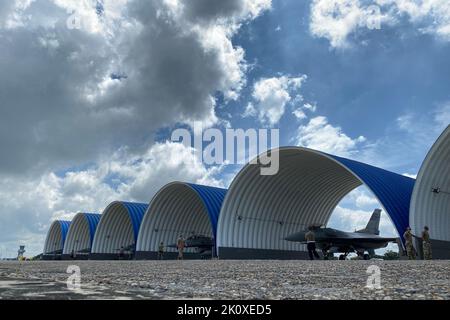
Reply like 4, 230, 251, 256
177, 235, 185, 260
403, 227, 416, 260
158, 242, 165, 260
421, 226, 432, 260
305, 226, 320, 260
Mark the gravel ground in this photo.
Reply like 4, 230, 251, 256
0, 260, 449, 300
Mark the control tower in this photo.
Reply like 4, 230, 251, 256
17, 246, 26, 260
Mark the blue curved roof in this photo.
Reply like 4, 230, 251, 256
82, 213, 102, 245
329, 154, 416, 244
58, 220, 72, 245
187, 183, 228, 239
120, 202, 149, 242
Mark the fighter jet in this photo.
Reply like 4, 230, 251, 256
284, 209, 397, 260
168, 234, 215, 259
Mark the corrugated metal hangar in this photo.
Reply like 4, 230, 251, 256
43, 220, 71, 257
135, 182, 226, 259
43, 125, 449, 260
90, 202, 148, 260
410, 125, 450, 259
216, 147, 415, 259
62, 213, 101, 259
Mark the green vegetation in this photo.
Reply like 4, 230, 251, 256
383, 250, 400, 260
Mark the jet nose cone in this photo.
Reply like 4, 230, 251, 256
284, 234, 294, 241
285, 232, 305, 242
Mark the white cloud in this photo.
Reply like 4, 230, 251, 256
0, 0, 272, 176
310, 0, 390, 48
384, 0, 450, 40
0, 0, 35, 29
310, 0, 365, 48
396, 113, 414, 132
402, 173, 417, 179
397, 103, 450, 136
292, 109, 307, 120
434, 102, 450, 129
303, 102, 317, 112
296, 116, 366, 156
329, 206, 377, 231
292, 102, 317, 121
109, 141, 225, 201
361, 103, 449, 169
347, 189, 380, 208
245, 75, 307, 125
355, 193, 379, 208
310, 0, 450, 48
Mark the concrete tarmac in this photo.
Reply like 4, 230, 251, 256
0, 260, 449, 300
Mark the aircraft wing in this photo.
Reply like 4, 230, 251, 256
166, 244, 212, 248
318, 236, 397, 244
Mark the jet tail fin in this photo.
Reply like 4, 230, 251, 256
357, 209, 381, 235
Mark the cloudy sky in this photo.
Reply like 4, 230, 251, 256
0, 0, 449, 257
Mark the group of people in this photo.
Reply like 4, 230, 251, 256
124, 228, 433, 261
157, 235, 186, 260
403, 226, 432, 260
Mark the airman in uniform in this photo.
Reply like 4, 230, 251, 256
403, 227, 416, 260
177, 235, 185, 260
158, 242, 165, 260
305, 226, 320, 260
421, 226, 432, 260
118, 246, 125, 260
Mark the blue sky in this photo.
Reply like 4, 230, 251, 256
0, 0, 449, 257
231, 0, 449, 168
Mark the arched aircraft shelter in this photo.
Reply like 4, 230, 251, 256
136, 182, 227, 259
410, 125, 450, 259
43, 220, 71, 259
91, 202, 148, 259
62, 213, 101, 259
217, 147, 415, 259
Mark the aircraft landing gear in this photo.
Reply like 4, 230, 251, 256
322, 250, 332, 260
357, 251, 371, 260
339, 254, 347, 260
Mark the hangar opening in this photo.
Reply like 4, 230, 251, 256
62, 213, 101, 260
136, 182, 227, 260
410, 125, 450, 259
327, 186, 401, 257
43, 220, 71, 259
217, 147, 415, 259
91, 202, 148, 260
